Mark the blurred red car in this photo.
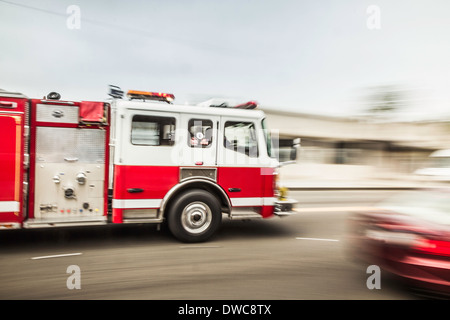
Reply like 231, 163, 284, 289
349, 189, 450, 297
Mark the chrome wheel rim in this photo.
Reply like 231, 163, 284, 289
181, 201, 212, 234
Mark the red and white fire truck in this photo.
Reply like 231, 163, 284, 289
0, 87, 297, 242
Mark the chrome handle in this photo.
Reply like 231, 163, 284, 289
64, 157, 79, 162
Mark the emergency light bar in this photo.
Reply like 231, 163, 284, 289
127, 90, 175, 103
209, 101, 258, 109
233, 101, 258, 109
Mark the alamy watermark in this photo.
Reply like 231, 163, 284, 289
66, 265, 81, 289
66, 5, 81, 30
366, 5, 381, 30
167, 127, 282, 174
366, 265, 381, 290
64, 264, 380, 292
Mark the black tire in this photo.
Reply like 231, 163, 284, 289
167, 189, 222, 243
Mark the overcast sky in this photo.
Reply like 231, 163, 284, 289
1, 0, 450, 118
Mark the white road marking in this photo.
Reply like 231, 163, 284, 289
31, 253, 82, 260
293, 206, 379, 213
179, 246, 222, 249
295, 237, 339, 242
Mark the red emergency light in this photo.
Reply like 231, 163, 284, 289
234, 101, 258, 109
127, 90, 175, 103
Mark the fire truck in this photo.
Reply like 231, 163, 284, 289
0, 87, 298, 242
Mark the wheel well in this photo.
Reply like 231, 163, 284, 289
161, 180, 231, 219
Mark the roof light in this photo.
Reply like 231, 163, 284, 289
205, 99, 258, 109
46, 92, 61, 100
127, 90, 175, 103
233, 101, 258, 109
108, 85, 124, 99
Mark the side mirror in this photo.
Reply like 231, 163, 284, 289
289, 147, 297, 161
279, 138, 301, 166
290, 138, 301, 161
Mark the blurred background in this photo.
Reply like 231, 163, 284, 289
2, 0, 450, 187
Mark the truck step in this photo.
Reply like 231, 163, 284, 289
229, 210, 262, 220
24, 217, 107, 228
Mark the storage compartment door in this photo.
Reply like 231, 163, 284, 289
0, 114, 23, 225
34, 127, 106, 221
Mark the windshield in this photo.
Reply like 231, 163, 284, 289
261, 118, 277, 158
379, 190, 450, 225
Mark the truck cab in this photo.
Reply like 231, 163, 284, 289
110, 91, 297, 241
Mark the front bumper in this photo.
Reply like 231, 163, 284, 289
274, 199, 298, 217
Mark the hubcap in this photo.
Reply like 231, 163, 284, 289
181, 201, 212, 234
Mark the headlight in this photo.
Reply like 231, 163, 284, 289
365, 229, 419, 246
273, 167, 280, 198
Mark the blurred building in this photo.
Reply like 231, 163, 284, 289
263, 108, 450, 182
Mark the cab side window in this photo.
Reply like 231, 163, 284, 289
131, 115, 175, 146
188, 119, 213, 148
224, 121, 258, 157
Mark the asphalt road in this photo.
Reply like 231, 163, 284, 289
0, 190, 420, 300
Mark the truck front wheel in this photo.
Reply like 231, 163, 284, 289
167, 189, 222, 243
